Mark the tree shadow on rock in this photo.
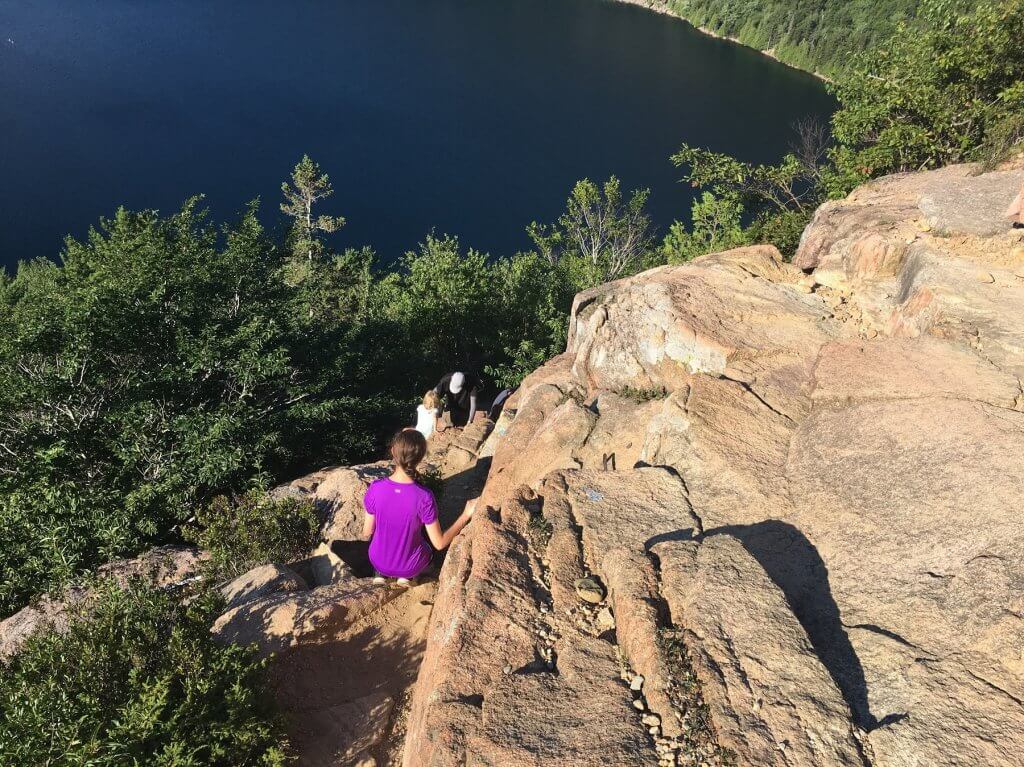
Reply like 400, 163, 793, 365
648, 520, 898, 730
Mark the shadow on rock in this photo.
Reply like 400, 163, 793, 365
648, 520, 899, 730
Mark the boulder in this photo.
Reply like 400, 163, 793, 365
212, 579, 400, 657
308, 541, 349, 586
291, 692, 394, 767
919, 168, 1024, 236
1, 545, 204, 659
667, 535, 867, 766
220, 563, 308, 611
312, 463, 391, 542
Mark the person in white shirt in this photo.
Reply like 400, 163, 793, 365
414, 390, 442, 439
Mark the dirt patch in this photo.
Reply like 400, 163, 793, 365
272, 582, 437, 766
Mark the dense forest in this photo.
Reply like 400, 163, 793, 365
645, 0, 919, 75
1, 0, 1022, 763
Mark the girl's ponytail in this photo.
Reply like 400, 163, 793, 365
390, 428, 428, 481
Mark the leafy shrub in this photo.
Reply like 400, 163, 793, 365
528, 510, 554, 549
0, 581, 288, 766
417, 465, 446, 500
617, 385, 669, 403
0, 201, 371, 615
663, 192, 750, 264
184, 490, 320, 579
829, 0, 1024, 188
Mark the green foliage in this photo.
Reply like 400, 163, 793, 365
281, 155, 346, 263
527, 506, 553, 549
417, 465, 446, 500
528, 177, 653, 289
0, 200, 371, 615
658, 0, 919, 77
663, 192, 750, 264
0, 581, 288, 766
669, 0, 1024, 259
828, 0, 1024, 186
484, 252, 574, 389
659, 627, 737, 766
370, 234, 495, 374
183, 490, 320, 580
668, 130, 826, 257
616, 385, 669, 403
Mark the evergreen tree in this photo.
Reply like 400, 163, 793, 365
280, 155, 346, 263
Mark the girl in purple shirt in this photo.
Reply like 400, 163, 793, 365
363, 429, 474, 584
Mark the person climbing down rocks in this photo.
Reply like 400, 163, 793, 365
414, 390, 442, 439
363, 429, 475, 586
434, 370, 481, 429
1007, 181, 1024, 227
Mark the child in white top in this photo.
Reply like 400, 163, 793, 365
414, 390, 442, 439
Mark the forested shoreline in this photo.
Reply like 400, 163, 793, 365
615, 0, 917, 77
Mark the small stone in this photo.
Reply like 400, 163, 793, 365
866, 328, 878, 339
629, 674, 644, 692
596, 607, 615, 629
632, 699, 645, 711
642, 713, 661, 727
978, 271, 995, 283
503, 665, 512, 675
574, 575, 606, 604
796, 283, 813, 294
649, 726, 661, 736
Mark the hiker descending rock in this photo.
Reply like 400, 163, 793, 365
1007, 180, 1024, 226
434, 371, 481, 428
414, 390, 443, 439
363, 429, 475, 585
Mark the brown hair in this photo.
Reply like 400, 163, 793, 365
390, 428, 427, 479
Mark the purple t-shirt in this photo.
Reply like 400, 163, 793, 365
365, 477, 438, 579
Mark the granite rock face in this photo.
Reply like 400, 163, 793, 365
403, 163, 1024, 767
0, 545, 204, 659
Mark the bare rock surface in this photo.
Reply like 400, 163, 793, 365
0, 545, 203, 659
919, 168, 1024, 236
404, 163, 1024, 766
221, 563, 308, 610
213, 578, 402, 657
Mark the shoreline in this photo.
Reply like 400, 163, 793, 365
607, 0, 831, 83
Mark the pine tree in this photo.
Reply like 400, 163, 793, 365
280, 155, 346, 262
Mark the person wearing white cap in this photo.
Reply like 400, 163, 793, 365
433, 371, 481, 428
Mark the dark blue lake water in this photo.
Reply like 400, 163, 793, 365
0, 0, 834, 270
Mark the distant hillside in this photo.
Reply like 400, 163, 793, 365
620, 0, 920, 77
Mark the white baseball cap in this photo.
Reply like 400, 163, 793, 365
449, 372, 465, 393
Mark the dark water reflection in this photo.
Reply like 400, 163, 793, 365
0, 0, 834, 268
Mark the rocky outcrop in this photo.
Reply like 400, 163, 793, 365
0, 545, 204, 659
403, 163, 1024, 767
214, 416, 495, 766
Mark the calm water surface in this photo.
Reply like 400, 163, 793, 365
0, 0, 834, 269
